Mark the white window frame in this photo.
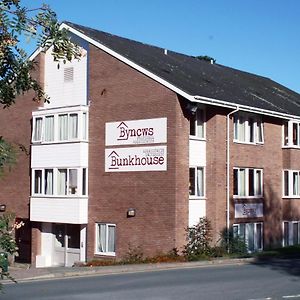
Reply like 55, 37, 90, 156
282, 121, 300, 148
189, 108, 206, 140
95, 223, 116, 256
189, 166, 205, 198
31, 167, 88, 197
233, 167, 263, 198
283, 170, 300, 198
233, 222, 263, 252
282, 221, 300, 247
233, 113, 264, 145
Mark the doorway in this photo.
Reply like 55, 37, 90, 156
15, 218, 31, 263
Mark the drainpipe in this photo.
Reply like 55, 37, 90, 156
226, 106, 239, 251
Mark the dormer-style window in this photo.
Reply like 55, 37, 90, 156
234, 114, 263, 144
190, 109, 204, 139
283, 121, 300, 147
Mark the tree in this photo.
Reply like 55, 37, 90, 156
0, 0, 81, 174
0, 0, 81, 285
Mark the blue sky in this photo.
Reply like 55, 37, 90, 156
23, 0, 300, 93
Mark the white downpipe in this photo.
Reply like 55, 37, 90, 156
226, 106, 239, 250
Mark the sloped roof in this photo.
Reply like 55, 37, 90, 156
65, 21, 300, 117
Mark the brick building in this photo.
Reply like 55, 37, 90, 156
1, 21, 300, 267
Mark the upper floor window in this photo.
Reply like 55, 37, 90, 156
32, 167, 87, 197
283, 170, 300, 197
189, 167, 204, 197
190, 109, 204, 139
233, 167, 263, 198
283, 121, 300, 147
32, 111, 87, 143
234, 114, 263, 144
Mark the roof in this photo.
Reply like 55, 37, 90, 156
64, 21, 300, 118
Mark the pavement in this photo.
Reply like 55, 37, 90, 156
4, 257, 255, 283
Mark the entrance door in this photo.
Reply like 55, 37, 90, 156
15, 218, 31, 263
53, 224, 80, 266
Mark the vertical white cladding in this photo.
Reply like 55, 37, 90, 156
44, 43, 88, 108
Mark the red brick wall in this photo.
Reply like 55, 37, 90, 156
87, 45, 189, 259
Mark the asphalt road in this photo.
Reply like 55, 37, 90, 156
2, 263, 300, 300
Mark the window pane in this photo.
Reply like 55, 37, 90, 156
34, 170, 42, 194
233, 169, 238, 195
107, 225, 115, 252
293, 172, 299, 195
197, 167, 204, 197
98, 224, 106, 253
82, 168, 87, 195
190, 114, 196, 136
293, 123, 298, 145
44, 116, 54, 142
69, 169, 78, 195
45, 169, 53, 195
249, 169, 254, 196
33, 118, 42, 141
256, 223, 262, 250
293, 223, 299, 245
246, 223, 255, 252
189, 168, 195, 195
59, 114, 68, 140
58, 169, 67, 195
249, 118, 254, 143
233, 116, 238, 140
283, 222, 289, 246
196, 110, 204, 138
256, 121, 263, 143
82, 113, 87, 140
69, 114, 78, 139
239, 169, 246, 196
238, 117, 246, 142
255, 170, 262, 196
284, 171, 289, 196
284, 122, 289, 146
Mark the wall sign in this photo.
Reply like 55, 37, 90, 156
235, 203, 263, 218
105, 118, 167, 146
105, 146, 167, 172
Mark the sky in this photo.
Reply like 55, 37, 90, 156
23, 0, 300, 93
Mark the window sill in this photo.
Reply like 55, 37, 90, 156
189, 196, 206, 200
31, 195, 88, 199
282, 146, 300, 149
233, 196, 263, 200
189, 136, 206, 141
32, 140, 88, 145
282, 196, 300, 199
233, 140, 264, 146
94, 252, 116, 257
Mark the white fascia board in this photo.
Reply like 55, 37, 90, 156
32, 104, 89, 116
31, 22, 300, 122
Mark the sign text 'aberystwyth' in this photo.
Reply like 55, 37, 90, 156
105, 118, 167, 146
105, 146, 167, 172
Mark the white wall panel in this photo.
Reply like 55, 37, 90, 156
31, 143, 88, 168
30, 197, 88, 224
189, 140, 206, 166
189, 200, 206, 227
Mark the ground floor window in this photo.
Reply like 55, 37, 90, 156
283, 221, 300, 246
95, 223, 116, 255
233, 222, 263, 252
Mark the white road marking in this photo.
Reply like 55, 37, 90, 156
282, 295, 300, 299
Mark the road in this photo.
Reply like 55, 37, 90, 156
2, 262, 300, 300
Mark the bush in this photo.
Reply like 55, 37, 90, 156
184, 217, 213, 260
219, 228, 247, 255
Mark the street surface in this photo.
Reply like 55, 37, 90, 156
2, 262, 300, 299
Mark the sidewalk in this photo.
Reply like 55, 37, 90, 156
5, 257, 254, 283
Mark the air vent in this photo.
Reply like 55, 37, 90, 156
64, 67, 74, 82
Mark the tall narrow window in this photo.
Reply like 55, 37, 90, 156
69, 114, 78, 139
44, 169, 53, 195
190, 109, 204, 139
95, 223, 116, 254
189, 167, 204, 197
239, 168, 246, 196
57, 169, 67, 195
59, 114, 68, 141
293, 172, 299, 196
293, 223, 299, 245
283, 222, 289, 246
82, 168, 87, 195
68, 169, 78, 195
34, 170, 42, 194
284, 170, 289, 196
44, 116, 54, 142
33, 117, 43, 142
283, 122, 289, 146
293, 123, 298, 146
82, 113, 87, 140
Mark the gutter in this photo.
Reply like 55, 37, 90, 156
226, 106, 239, 250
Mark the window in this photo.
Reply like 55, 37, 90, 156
82, 168, 87, 195
44, 116, 54, 142
283, 170, 300, 197
233, 168, 263, 197
69, 114, 78, 139
283, 121, 300, 147
190, 109, 204, 139
44, 169, 53, 195
189, 167, 204, 197
95, 223, 116, 255
33, 117, 43, 142
234, 114, 263, 144
34, 170, 42, 194
233, 222, 263, 252
283, 221, 300, 246
82, 113, 87, 140
58, 114, 68, 141
57, 169, 67, 195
